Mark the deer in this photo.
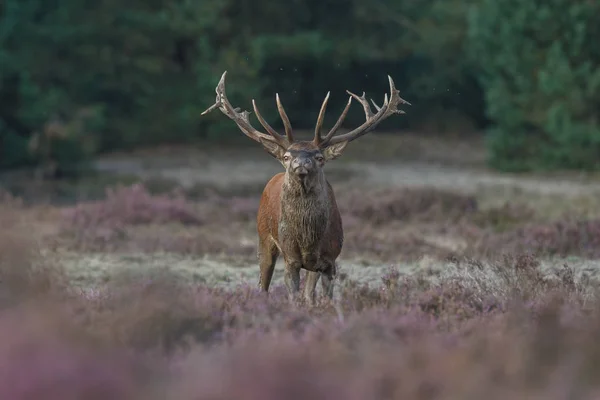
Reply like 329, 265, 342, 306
201, 71, 410, 305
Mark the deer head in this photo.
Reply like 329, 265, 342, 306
201, 71, 411, 179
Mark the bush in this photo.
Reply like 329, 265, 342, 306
468, 0, 600, 171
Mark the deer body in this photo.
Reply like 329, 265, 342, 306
201, 71, 410, 304
257, 164, 343, 302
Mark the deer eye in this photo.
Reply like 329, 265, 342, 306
283, 155, 291, 161
315, 155, 324, 162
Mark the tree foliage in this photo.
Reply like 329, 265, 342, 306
468, 0, 600, 171
1, 0, 598, 174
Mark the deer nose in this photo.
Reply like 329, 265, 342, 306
293, 158, 312, 168
292, 158, 312, 174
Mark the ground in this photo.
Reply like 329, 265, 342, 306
6, 131, 600, 293
4, 132, 600, 398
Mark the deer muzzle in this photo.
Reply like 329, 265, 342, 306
291, 158, 313, 176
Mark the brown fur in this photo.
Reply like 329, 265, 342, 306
257, 142, 343, 304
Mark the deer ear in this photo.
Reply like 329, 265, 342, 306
258, 138, 286, 160
323, 141, 349, 161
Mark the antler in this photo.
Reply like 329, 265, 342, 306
313, 94, 353, 146
201, 71, 291, 148
315, 75, 411, 147
276, 93, 294, 143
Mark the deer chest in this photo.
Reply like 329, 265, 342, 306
279, 198, 329, 248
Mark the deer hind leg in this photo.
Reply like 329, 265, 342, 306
258, 238, 279, 292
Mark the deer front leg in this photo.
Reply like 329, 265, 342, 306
303, 271, 320, 306
320, 260, 336, 300
283, 259, 302, 302
321, 272, 335, 300
301, 251, 320, 305
321, 261, 344, 322
258, 238, 279, 293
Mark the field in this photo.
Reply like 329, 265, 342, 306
3, 132, 600, 398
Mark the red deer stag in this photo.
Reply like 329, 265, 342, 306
201, 72, 410, 305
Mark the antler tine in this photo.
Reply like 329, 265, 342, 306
200, 71, 287, 147
313, 91, 330, 145
320, 96, 352, 146
370, 99, 382, 112
347, 91, 375, 120
385, 74, 411, 114
325, 75, 410, 145
251, 99, 289, 145
275, 94, 294, 143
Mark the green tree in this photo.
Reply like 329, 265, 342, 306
468, 0, 600, 171
1, 0, 488, 173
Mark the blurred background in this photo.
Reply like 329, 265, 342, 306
2, 4, 600, 397
1, 0, 599, 183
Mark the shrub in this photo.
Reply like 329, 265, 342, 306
474, 217, 600, 259
0, 196, 69, 305
0, 307, 149, 400
57, 184, 263, 254
60, 184, 202, 247
5, 196, 600, 398
340, 187, 478, 225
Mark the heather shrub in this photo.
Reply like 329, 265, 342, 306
55, 184, 548, 260
0, 196, 68, 305
0, 307, 153, 400
77, 269, 231, 352
340, 187, 478, 225
169, 297, 600, 400
7, 189, 600, 397
1, 222, 600, 398
341, 226, 455, 262
339, 187, 536, 230
469, 201, 536, 232
474, 217, 600, 259
117, 226, 256, 257
58, 183, 263, 253
62, 183, 202, 228
74, 268, 331, 353
337, 188, 541, 261
60, 183, 202, 249
373, 256, 592, 322
436, 254, 594, 306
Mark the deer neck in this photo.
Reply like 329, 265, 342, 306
279, 170, 330, 249
280, 169, 330, 221
282, 169, 326, 198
